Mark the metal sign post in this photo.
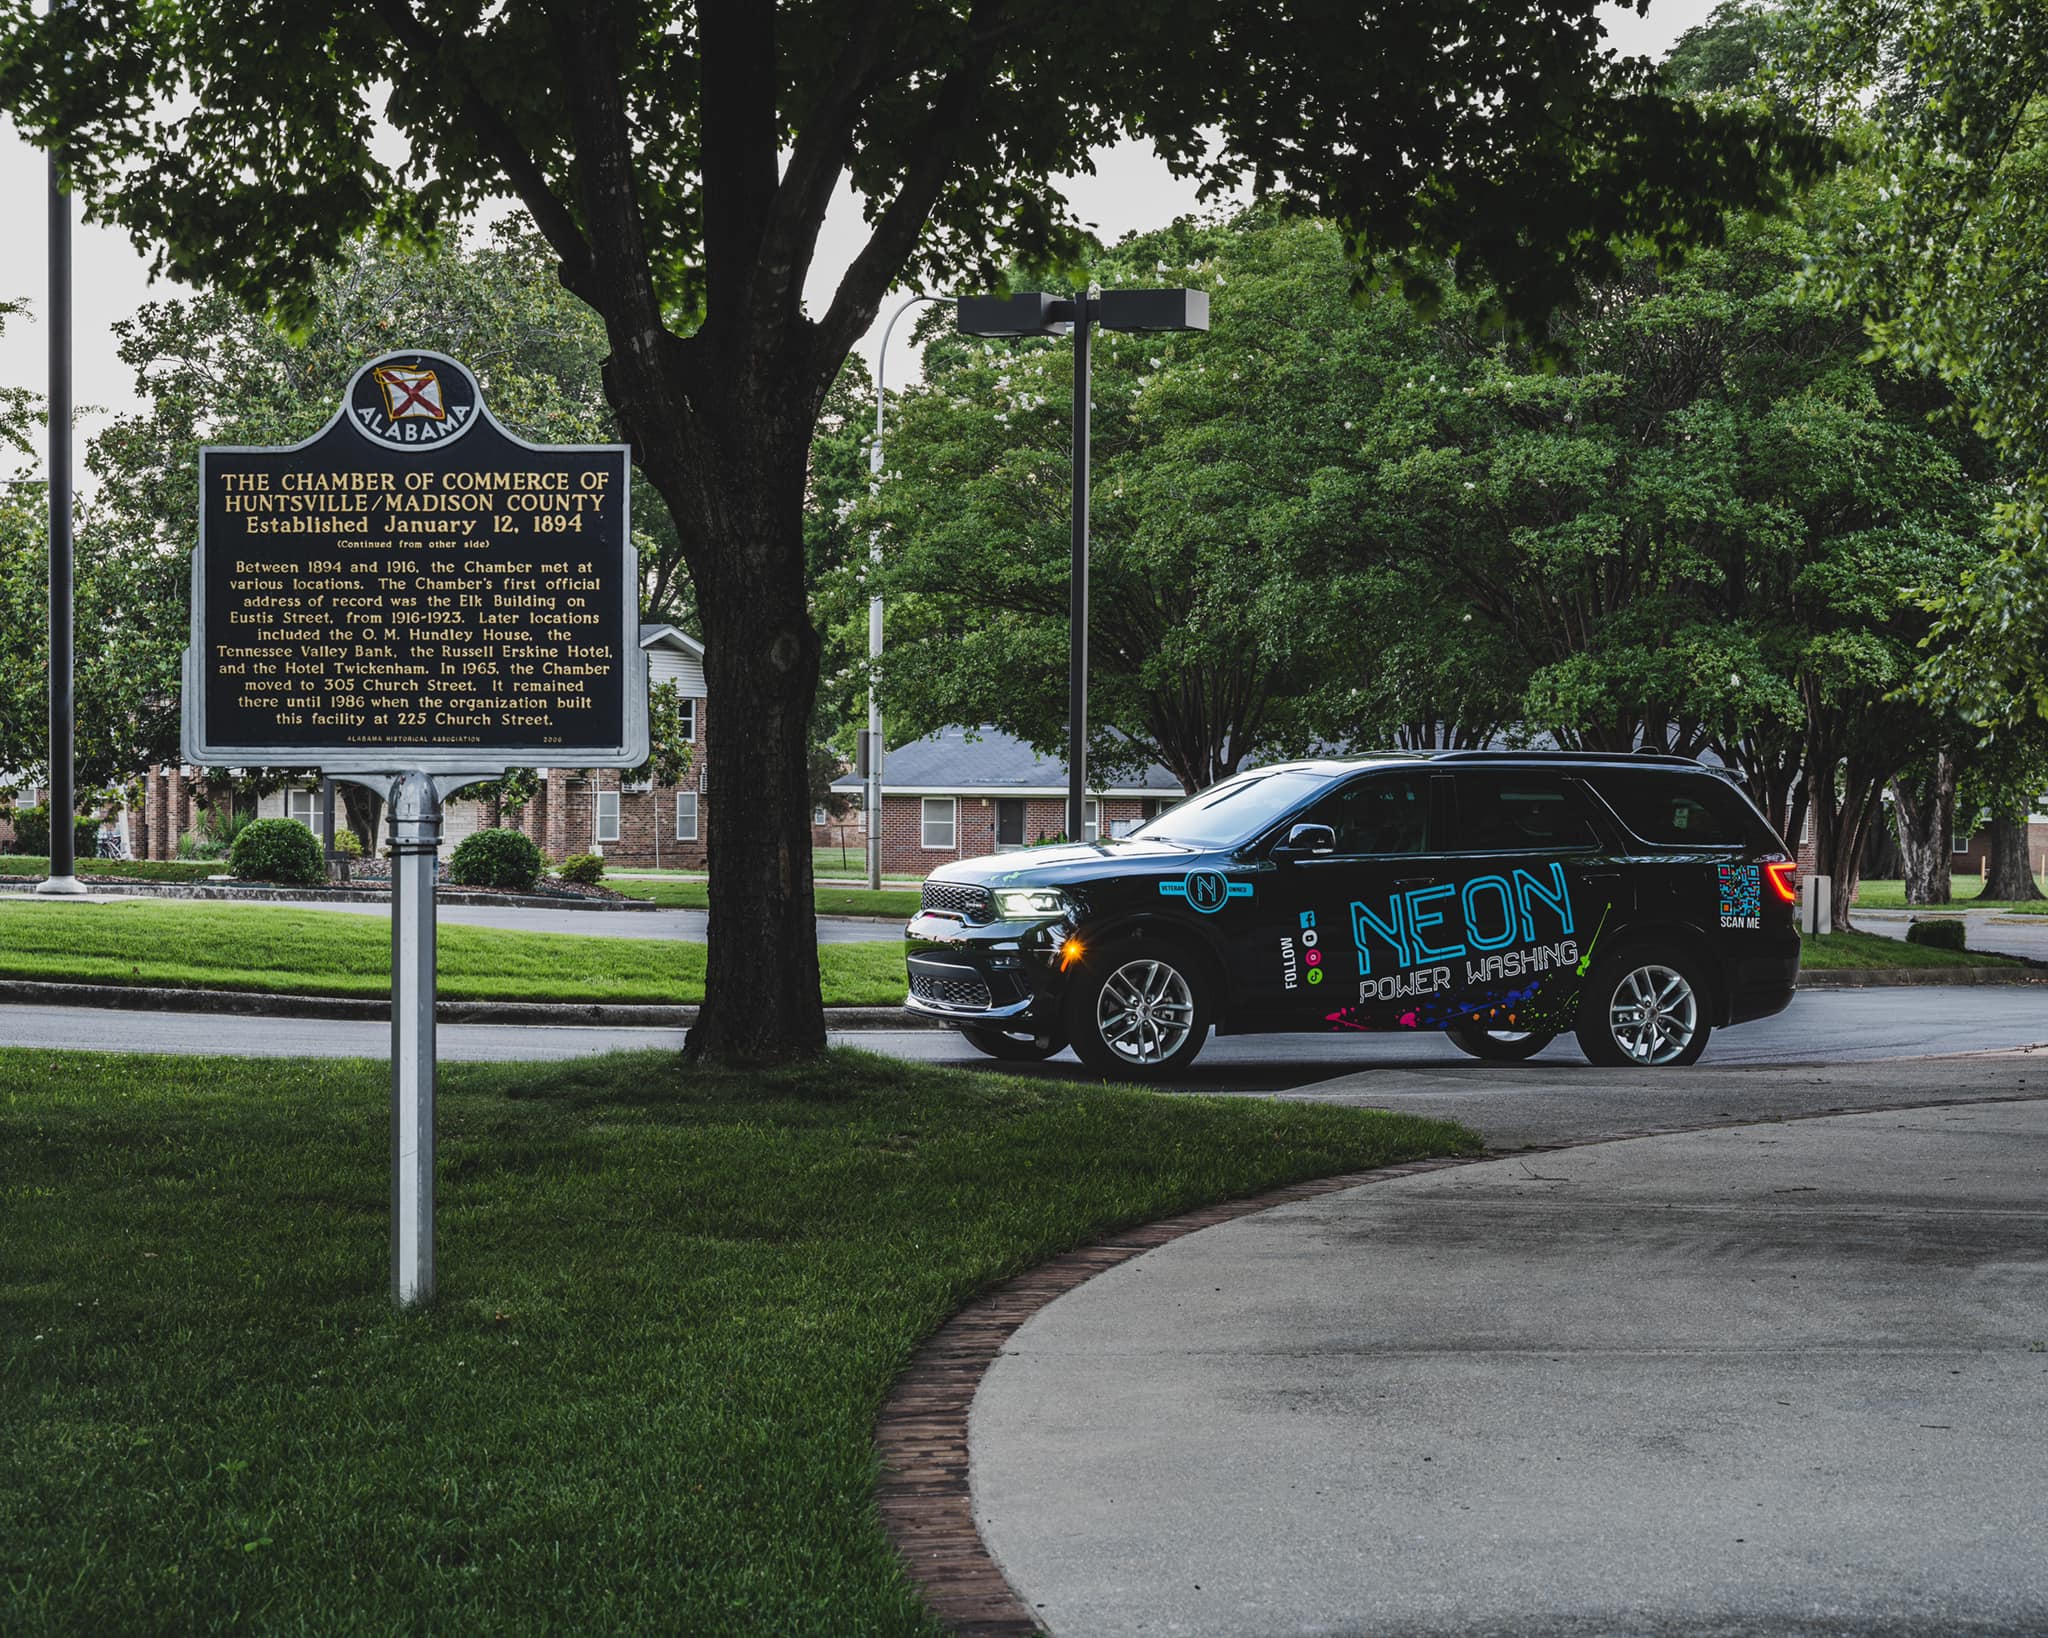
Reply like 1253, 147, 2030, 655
185, 351, 647, 1307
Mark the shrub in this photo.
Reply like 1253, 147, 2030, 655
332, 829, 365, 859
449, 827, 543, 891
1905, 917, 1968, 952
228, 817, 326, 885
176, 830, 227, 861
556, 852, 605, 886
7, 805, 98, 859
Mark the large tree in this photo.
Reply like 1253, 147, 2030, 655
0, 0, 1820, 1059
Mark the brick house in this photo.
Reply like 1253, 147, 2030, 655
119, 623, 711, 866
831, 725, 1184, 877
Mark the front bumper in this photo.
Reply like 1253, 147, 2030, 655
903, 909, 1067, 1025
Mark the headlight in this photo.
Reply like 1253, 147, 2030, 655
994, 887, 1072, 919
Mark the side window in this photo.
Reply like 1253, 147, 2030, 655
1296, 773, 1432, 856
1592, 772, 1762, 849
1453, 774, 1601, 853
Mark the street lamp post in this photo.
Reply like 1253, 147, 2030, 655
37, 116, 82, 896
865, 291, 946, 891
957, 286, 1208, 844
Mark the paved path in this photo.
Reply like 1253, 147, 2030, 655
973, 1095, 2048, 1636
1854, 904, 2048, 964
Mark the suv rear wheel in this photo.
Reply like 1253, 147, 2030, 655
1067, 939, 1212, 1078
1575, 945, 1712, 1067
1445, 1024, 1555, 1062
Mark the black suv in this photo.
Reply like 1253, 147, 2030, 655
903, 753, 1800, 1076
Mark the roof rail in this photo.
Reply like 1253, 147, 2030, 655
1429, 749, 1702, 767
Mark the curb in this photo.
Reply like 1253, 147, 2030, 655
875, 1084, 2048, 1636
1795, 966, 2044, 987
0, 879, 655, 911
0, 978, 945, 1030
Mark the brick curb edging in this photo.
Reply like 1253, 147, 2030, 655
874, 1150, 1496, 1635
874, 1084, 2048, 1636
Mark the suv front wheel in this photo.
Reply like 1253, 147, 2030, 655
1067, 939, 1212, 1078
1575, 945, 1713, 1067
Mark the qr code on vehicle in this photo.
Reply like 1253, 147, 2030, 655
1718, 863, 1761, 921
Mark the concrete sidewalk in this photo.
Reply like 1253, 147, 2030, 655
973, 1098, 2048, 1636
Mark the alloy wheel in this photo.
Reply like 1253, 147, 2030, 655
1607, 963, 1698, 1066
1096, 959, 1196, 1066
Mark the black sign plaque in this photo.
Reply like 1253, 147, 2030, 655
182, 350, 646, 773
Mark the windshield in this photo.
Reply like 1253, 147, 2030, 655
1132, 769, 1335, 849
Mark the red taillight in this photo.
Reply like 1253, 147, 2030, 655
1764, 861, 1798, 904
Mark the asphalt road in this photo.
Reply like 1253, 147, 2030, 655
7, 989, 2045, 1148
975, 1096, 2048, 1637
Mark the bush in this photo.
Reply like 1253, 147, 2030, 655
556, 852, 606, 886
7, 805, 98, 859
228, 818, 327, 885
332, 829, 365, 859
1905, 917, 1968, 951
449, 827, 543, 891
177, 830, 227, 861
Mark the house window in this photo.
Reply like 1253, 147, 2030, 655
287, 787, 319, 830
595, 790, 621, 844
675, 792, 699, 841
813, 806, 829, 826
678, 698, 697, 741
1954, 832, 1972, 854
922, 797, 957, 850
1084, 798, 1100, 843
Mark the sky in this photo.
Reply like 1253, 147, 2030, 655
0, 0, 1717, 465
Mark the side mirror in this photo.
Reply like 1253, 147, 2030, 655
1275, 823, 1336, 860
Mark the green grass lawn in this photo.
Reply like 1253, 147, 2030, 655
0, 898, 907, 1004
612, 877, 924, 919
0, 854, 224, 883
0, 1047, 1477, 1634
1801, 927, 2020, 969
1852, 876, 2048, 911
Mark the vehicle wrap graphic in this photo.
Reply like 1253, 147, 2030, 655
1718, 863, 1762, 928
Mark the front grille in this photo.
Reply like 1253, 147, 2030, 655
921, 881, 993, 920
910, 973, 992, 1010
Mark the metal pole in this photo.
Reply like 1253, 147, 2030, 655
37, 123, 81, 896
1068, 286, 1094, 846
868, 292, 943, 889
388, 770, 440, 1306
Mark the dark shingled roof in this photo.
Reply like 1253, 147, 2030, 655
831, 725, 1183, 795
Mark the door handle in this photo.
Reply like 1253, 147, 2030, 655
1392, 876, 1437, 890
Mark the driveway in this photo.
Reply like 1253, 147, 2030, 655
973, 1095, 2048, 1636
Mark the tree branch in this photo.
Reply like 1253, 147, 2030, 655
370, 0, 599, 300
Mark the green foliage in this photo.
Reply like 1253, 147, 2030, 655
1904, 917, 1969, 951
1792, 0, 2048, 723
4, 806, 97, 859
226, 818, 326, 886
449, 827, 543, 892
175, 830, 225, 862
628, 683, 695, 791
330, 828, 364, 859
556, 852, 605, 886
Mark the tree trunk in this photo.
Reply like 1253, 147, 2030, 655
673, 450, 827, 1065
1890, 749, 1955, 905
1983, 810, 2046, 901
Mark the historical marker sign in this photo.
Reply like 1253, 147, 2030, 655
183, 349, 648, 773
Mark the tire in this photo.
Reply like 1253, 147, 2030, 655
1574, 945, 1713, 1068
1066, 938, 1212, 1078
1445, 1024, 1555, 1062
958, 1024, 1069, 1062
